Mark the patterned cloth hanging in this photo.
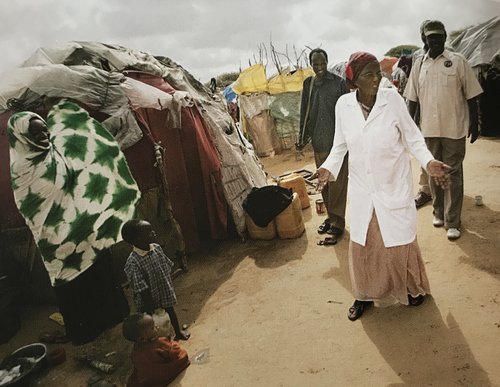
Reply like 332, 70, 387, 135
7, 100, 140, 286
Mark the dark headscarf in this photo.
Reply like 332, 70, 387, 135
345, 52, 378, 85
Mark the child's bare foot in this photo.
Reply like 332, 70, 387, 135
174, 330, 190, 341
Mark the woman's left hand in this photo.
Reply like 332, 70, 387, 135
312, 167, 331, 192
427, 160, 453, 190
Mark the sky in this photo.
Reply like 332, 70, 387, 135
0, 0, 499, 83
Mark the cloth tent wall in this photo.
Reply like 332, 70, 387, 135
239, 93, 282, 157
476, 63, 500, 136
127, 72, 228, 250
451, 16, 500, 136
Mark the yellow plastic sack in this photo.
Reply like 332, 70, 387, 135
267, 68, 314, 95
232, 64, 268, 95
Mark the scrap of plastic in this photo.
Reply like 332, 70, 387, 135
192, 348, 210, 365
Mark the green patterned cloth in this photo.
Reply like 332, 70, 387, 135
8, 100, 140, 286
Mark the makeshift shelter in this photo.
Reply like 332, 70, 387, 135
0, 41, 267, 302
450, 16, 500, 136
379, 56, 398, 78
268, 68, 314, 149
232, 64, 313, 156
232, 64, 279, 157
329, 61, 347, 80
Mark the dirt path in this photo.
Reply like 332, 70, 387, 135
2, 138, 500, 386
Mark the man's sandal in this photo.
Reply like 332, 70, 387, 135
317, 237, 337, 246
317, 221, 331, 234
326, 226, 343, 236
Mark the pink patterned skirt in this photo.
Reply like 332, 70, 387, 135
349, 212, 430, 305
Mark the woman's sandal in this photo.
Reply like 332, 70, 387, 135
347, 300, 371, 321
317, 237, 337, 246
408, 294, 425, 306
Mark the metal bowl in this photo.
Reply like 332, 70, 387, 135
0, 343, 47, 387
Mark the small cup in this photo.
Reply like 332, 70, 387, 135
315, 199, 326, 214
474, 195, 483, 206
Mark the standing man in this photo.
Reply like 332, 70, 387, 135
404, 20, 483, 240
297, 48, 348, 240
410, 19, 433, 209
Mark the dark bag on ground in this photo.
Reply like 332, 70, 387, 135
243, 186, 293, 227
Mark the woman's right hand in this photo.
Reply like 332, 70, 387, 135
312, 167, 331, 192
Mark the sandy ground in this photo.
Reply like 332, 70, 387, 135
1, 137, 500, 387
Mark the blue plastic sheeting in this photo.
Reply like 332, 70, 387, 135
223, 85, 237, 103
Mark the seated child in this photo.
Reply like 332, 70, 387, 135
123, 313, 190, 387
122, 219, 190, 340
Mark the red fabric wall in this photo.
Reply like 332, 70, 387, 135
127, 73, 228, 248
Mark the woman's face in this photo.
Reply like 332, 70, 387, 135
354, 61, 382, 96
28, 118, 50, 147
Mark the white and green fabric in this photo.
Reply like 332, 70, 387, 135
7, 100, 140, 286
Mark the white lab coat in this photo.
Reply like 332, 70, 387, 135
321, 88, 434, 247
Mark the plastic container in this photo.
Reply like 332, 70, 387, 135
245, 214, 277, 240
152, 308, 174, 338
275, 192, 305, 239
278, 173, 310, 209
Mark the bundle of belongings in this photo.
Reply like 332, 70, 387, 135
243, 186, 293, 227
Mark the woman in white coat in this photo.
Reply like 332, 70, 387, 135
315, 52, 451, 321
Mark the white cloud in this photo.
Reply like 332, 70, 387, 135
0, 0, 498, 82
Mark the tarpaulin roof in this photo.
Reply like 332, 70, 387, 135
267, 68, 314, 94
232, 64, 314, 95
451, 16, 500, 67
232, 64, 268, 94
